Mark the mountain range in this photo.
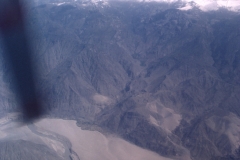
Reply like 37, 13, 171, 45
0, 0, 240, 159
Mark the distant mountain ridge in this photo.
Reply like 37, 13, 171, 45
34, 0, 240, 12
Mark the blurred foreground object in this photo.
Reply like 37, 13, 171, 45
0, 0, 44, 122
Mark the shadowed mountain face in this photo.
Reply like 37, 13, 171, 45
0, 1, 240, 159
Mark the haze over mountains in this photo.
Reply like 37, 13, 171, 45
0, 0, 240, 159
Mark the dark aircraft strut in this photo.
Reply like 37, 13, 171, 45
0, 0, 44, 122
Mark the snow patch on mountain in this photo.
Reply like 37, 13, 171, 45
140, 0, 240, 12
56, 2, 66, 5
177, 0, 240, 12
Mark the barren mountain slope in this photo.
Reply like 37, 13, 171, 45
0, 1, 239, 159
